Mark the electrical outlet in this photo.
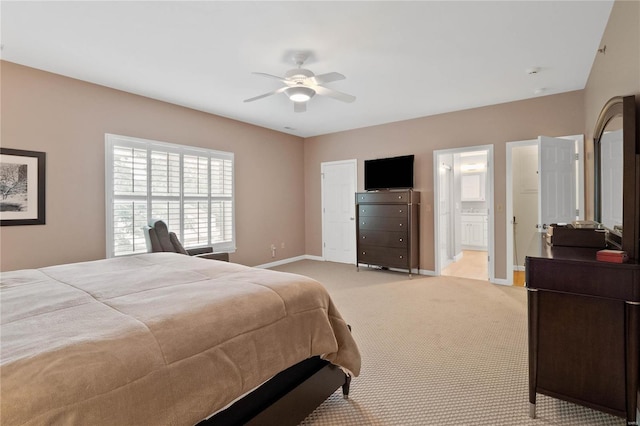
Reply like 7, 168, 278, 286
270, 244, 276, 258
281, 242, 285, 249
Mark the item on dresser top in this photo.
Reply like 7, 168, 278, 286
546, 223, 607, 248
596, 249, 628, 263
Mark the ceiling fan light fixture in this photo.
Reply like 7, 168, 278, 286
285, 86, 315, 102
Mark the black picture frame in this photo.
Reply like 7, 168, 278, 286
0, 148, 46, 226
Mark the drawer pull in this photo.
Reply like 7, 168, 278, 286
398, 196, 402, 199
362, 236, 366, 239
399, 223, 403, 227
399, 209, 403, 213
362, 251, 366, 255
399, 255, 404, 259
399, 238, 403, 242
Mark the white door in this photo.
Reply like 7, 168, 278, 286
321, 160, 357, 264
538, 136, 577, 231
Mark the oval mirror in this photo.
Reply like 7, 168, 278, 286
593, 95, 638, 257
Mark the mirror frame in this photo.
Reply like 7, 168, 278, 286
593, 95, 638, 260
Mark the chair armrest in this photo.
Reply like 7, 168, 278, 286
187, 247, 213, 256
195, 252, 229, 262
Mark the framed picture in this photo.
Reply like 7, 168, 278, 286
0, 148, 46, 226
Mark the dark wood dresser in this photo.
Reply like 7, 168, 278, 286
525, 235, 640, 425
355, 190, 420, 276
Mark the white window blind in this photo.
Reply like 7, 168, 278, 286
105, 134, 235, 258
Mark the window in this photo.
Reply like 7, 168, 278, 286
105, 134, 234, 257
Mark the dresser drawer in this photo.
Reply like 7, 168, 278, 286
359, 230, 408, 248
358, 245, 409, 268
358, 204, 408, 218
359, 216, 408, 231
356, 191, 413, 204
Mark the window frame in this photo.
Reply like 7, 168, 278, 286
105, 133, 235, 258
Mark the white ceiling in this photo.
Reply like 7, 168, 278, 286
1, 1, 613, 138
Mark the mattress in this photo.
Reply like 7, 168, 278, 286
0, 253, 361, 425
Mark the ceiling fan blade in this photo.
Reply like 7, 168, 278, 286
252, 72, 289, 84
313, 86, 356, 103
244, 86, 287, 103
294, 102, 306, 113
306, 72, 345, 86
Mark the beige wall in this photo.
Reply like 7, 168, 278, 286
0, 61, 306, 271
304, 91, 585, 279
583, 0, 640, 219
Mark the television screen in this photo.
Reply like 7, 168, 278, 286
364, 155, 414, 191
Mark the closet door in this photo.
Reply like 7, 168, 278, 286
322, 160, 357, 264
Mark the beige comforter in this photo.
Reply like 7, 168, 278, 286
0, 253, 361, 426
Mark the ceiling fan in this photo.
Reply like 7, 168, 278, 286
244, 52, 356, 113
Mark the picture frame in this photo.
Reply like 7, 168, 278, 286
0, 148, 46, 226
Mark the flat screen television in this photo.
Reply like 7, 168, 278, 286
364, 155, 414, 191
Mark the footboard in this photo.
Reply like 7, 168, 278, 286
201, 356, 349, 426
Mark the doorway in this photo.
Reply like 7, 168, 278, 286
507, 141, 539, 286
505, 135, 584, 286
434, 145, 494, 282
321, 159, 357, 264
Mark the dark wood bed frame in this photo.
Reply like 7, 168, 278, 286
198, 356, 350, 426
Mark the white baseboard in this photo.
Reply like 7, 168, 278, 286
513, 265, 525, 272
256, 255, 314, 269
305, 255, 325, 262
492, 278, 511, 286
454, 252, 464, 261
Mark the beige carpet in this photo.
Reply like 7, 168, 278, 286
271, 261, 625, 426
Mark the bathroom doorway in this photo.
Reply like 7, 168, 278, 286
434, 145, 494, 282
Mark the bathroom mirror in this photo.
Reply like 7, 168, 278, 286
593, 95, 638, 258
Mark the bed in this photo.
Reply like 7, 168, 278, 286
0, 253, 361, 425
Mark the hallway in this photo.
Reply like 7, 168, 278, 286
441, 250, 488, 281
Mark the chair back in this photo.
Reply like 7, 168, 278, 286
143, 219, 188, 254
